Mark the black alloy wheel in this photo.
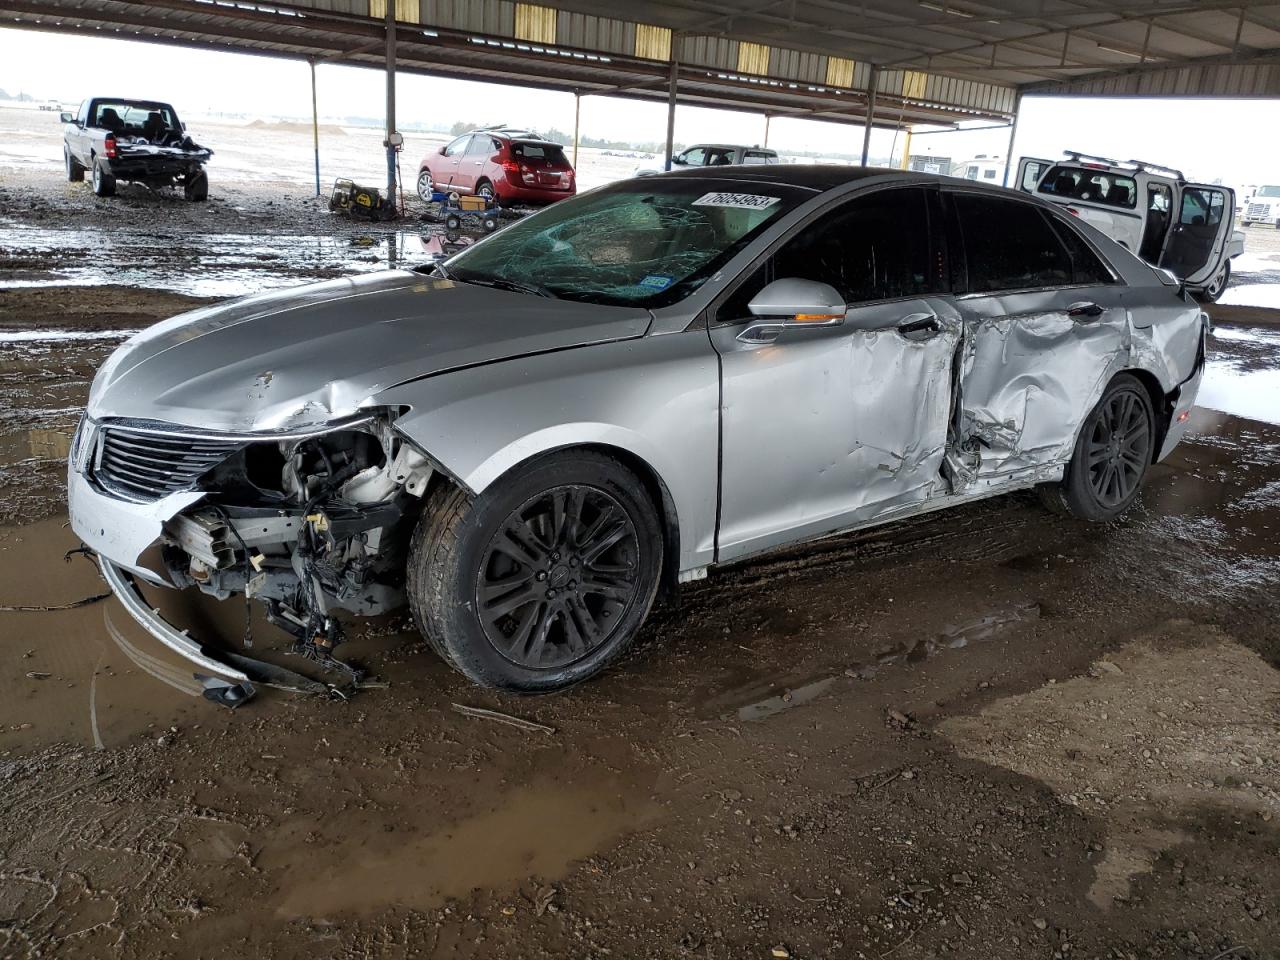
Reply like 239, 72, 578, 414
476, 485, 640, 670
1039, 373, 1154, 521
1084, 388, 1152, 508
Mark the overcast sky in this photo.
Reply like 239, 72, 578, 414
1, 26, 1275, 187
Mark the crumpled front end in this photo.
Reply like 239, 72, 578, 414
69, 408, 436, 681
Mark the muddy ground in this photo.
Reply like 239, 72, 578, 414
2, 154, 1280, 960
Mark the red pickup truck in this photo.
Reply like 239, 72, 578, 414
62, 97, 213, 200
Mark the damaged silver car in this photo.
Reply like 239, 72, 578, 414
70, 168, 1207, 695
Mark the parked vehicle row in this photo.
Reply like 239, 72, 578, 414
1016, 151, 1242, 302
62, 96, 212, 199
72, 166, 1206, 698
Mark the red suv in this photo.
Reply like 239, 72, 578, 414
417, 128, 575, 206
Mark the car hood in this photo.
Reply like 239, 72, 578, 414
87, 270, 652, 433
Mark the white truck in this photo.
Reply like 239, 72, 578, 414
1017, 151, 1244, 303
1242, 185, 1280, 228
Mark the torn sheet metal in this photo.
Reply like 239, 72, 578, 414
954, 301, 1130, 489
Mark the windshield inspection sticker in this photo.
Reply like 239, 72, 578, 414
692, 192, 780, 210
638, 274, 674, 290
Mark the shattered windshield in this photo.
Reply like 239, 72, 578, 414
444, 179, 808, 307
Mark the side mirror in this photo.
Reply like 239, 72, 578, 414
439, 146, 449, 155
670, 154, 686, 166
740, 278, 845, 344
60, 112, 73, 123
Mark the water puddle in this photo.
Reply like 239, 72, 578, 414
713, 601, 1041, 722
0, 518, 205, 753
262, 773, 658, 918
1219, 282, 1280, 310
1199, 326, 1280, 426
0, 226, 471, 297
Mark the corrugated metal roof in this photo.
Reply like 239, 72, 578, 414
4, 0, 1277, 130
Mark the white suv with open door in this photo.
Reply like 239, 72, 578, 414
1017, 152, 1244, 303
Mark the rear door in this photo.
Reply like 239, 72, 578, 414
945, 190, 1130, 487
459, 133, 496, 192
709, 185, 963, 561
1014, 156, 1053, 192
1159, 184, 1235, 284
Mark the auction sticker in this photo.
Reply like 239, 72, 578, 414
692, 192, 780, 210
638, 274, 674, 290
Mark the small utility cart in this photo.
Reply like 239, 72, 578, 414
435, 191, 502, 233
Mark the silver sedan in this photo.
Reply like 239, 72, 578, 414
69, 167, 1207, 695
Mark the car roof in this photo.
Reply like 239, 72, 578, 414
646, 164, 965, 193
690, 143, 776, 152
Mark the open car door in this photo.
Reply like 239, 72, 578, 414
1159, 184, 1235, 285
1014, 156, 1053, 192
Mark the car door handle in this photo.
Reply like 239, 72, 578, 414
896, 312, 940, 340
1067, 301, 1105, 320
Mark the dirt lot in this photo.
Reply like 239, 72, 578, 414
2, 111, 1280, 960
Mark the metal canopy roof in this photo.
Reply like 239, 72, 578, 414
4, 1, 1280, 130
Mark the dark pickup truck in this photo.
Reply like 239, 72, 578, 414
61, 98, 213, 200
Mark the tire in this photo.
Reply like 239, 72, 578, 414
407, 451, 664, 692
476, 179, 495, 202
1037, 373, 1154, 522
91, 161, 115, 197
65, 147, 84, 182
416, 170, 434, 202
184, 170, 208, 202
482, 215, 498, 233
1194, 260, 1230, 303
444, 214, 461, 231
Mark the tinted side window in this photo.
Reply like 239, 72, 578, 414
953, 194, 1074, 293
444, 136, 470, 157
773, 187, 940, 304
467, 135, 496, 156
1046, 217, 1114, 285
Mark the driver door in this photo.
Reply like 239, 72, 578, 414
1015, 156, 1053, 193
708, 186, 962, 562
435, 134, 471, 192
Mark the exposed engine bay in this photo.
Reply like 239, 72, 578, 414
158, 414, 432, 670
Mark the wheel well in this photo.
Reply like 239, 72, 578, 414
419, 443, 683, 598
574, 443, 682, 599
1119, 368, 1171, 461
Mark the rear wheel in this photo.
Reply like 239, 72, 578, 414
65, 147, 84, 182
91, 161, 115, 197
476, 179, 496, 203
1195, 260, 1230, 303
407, 451, 663, 692
1038, 374, 1154, 521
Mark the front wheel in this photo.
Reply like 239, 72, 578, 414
1039, 374, 1154, 521
65, 147, 84, 182
416, 169, 433, 202
407, 451, 664, 692
183, 170, 208, 201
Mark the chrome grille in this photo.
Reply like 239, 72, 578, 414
92, 424, 244, 502
1247, 202, 1270, 218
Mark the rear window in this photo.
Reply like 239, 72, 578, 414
511, 142, 568, 164
1039, 165, 1137, 209
952, 193, 1075, 293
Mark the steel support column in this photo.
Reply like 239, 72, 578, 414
309, 58, 320, 197
572, 91, 581, 167
1001, 92, 1023, 186
860, 68, 877, 166
384, 3, 397, 198
763, 114, 771, 148
664, 56, 678, 171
